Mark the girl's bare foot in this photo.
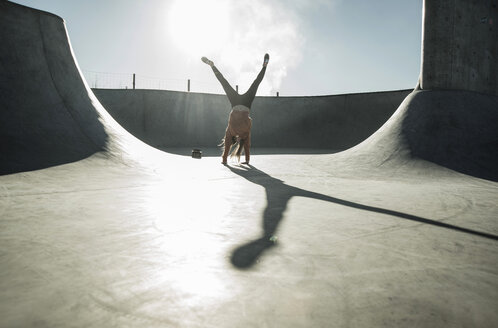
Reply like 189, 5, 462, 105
201, 56, 214, 66
263, 53, 269, 67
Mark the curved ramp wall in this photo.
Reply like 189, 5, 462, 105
0, 1, 115, 174
93, 89, 412, 150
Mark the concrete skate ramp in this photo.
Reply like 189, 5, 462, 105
402, 90, 498, 181
93, 88, 411, 150
329, 88, 498, 181
1, 0, 497, 182
0, 0, 409, 175
0, 1, 124, 175
1, 2, 498, 327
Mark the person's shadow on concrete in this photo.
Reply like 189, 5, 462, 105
226, 164, 498, 269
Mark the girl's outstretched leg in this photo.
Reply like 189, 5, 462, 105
201, 57, 239, 106
243, 54, 269, 104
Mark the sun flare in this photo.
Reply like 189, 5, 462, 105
168, 0, 230, 56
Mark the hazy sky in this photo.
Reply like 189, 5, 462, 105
10, 0, 423, 96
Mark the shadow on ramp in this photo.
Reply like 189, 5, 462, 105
227, 164, 498, 269
337, 89, 498, 182
402, 90, 498, 182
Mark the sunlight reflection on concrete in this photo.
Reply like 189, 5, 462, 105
141, 173, 236, 303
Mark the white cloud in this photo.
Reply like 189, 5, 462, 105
168, 0, 337, 95
213, 0, 306, 95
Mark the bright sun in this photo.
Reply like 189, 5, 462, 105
168, 0, 230, 55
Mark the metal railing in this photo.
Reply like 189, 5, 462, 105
83, 70, 227, 95
82, 70, 281, 96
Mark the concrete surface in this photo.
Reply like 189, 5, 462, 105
1, 152, 497, 328
1, 1, 498, 328
0, 0, 130, 175
327, 88, 498, 182
420, 0, 498, 95
92, 88, 412, 150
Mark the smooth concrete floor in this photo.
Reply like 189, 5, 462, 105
1, 150, 497, 327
